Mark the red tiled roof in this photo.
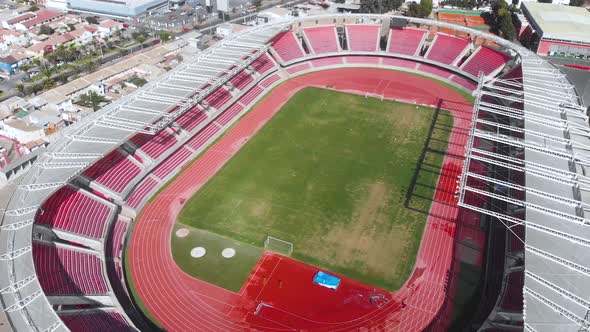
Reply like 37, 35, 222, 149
83, 26, 97, 33
6, 13, 35, 25
0, 29, 22, 36
98, 19, 121, 29
21, 10, 64, 28
28, 33, 73, 52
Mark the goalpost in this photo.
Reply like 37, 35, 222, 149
264, 236, 293, 256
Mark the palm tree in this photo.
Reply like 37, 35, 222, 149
54, 44, 67, 62
16, 83, 26, 96
83, 58, 97, 72
19, 63, 32, 74
65, 44, 77, 61
43, 79, 55, 90
135, 35, 146, 50
41, 68, 53, 80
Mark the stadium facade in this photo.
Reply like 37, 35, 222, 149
64, 0, 168, 19
521, 2, 590, 58
0, 13, 587, 332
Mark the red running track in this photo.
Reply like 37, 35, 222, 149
128, 68, 474, 331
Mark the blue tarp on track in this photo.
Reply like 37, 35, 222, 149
313, 271, 341, 290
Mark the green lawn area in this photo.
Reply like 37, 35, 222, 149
176, 87, 453, 291
171, 224, 263, 292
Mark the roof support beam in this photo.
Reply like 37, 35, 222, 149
67, 135, 120, 144
525, 287, 590, 330
37, 162, 90, 170
526, 271, 590, 310
463, 185, 588, 225
470, 147, 590, 187
18, 182, 64, 192
4, 291, 41, 312
0, 219, 33, 231
5, 206, 38, 217
0, 275, 36, 294
457, 200, 590, 248
158, 82, 194, 92
0, 246, 32, 260
45, 152, 103, 159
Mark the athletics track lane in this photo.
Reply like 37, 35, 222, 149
129, 68, 473, 331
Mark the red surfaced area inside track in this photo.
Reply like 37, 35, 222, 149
128, 68, 473, 332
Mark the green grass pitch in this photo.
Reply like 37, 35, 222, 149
172, 87, 453, 291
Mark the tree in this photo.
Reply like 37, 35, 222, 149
498, 11, 516, 40
19, 63, 31, 74
421, 0, 433, 15
482, 0, 517, 41
363, 0, 403, 13
128, 75, 147, 87
16, 83, 26, 96
86, 16, 98, 24
67, 23, 76, 31
569, 0, 585, 6
44, 52, 57, 63
78, 91, 108, 111
39, 25, 54, 35
43, 79, 55, 90
406, 0, 432, 18
82, 57, 98, 72
29, 5, 39, 11
253, 0, 262, 8
40, 68, 53, 80
159, 31, 174, 42
135, 35, 146, 49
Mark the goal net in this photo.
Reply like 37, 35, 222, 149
264, 236, 293, 256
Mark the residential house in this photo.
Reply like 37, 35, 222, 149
26, 33, 74, 57
1, 107, 63, 144
97, 19, 123, 39
0, 29, 30, 47
11, 10, 65, 31
2, 118, 45, 143
69, 26, 97, 45
0, 96, 32, 119
0, 52, 31, 74
2, 12, 35, 29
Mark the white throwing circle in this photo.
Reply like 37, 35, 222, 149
221, 248, 236, 258
190, 247, 206, 258
176, 228, 189, 238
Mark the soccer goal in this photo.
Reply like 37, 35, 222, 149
264, 236, 293, 256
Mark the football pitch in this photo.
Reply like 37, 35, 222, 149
172, 87, 452, 292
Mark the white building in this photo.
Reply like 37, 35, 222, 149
97, 19, 124, 39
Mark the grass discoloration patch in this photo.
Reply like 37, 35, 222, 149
177, 87, 453, 291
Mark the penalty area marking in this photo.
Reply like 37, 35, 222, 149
176, 228, 189, 238
222, 248, 236, 258
191, 247, 206, 258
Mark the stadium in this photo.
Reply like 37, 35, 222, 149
0, 13, 587, 332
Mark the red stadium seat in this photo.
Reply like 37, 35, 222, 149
33, 242, 108, 295
36, 187, 112, 239
346, 25, 380, 52
426, 33, 471, 65
303, 26, 340, 54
